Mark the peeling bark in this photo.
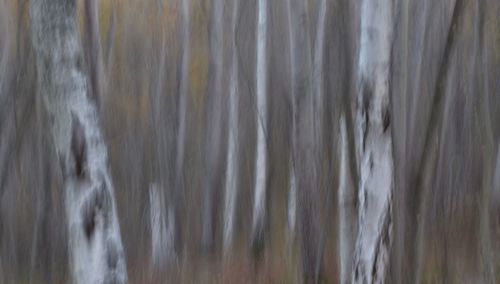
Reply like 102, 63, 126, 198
352, 0, 394, 282
29, 0, 127, 283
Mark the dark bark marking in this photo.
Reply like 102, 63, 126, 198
382, 106, 390, 133
361, 81, 372, 151
372, 244, 379, 280
369, 153, 374, 171
81, 176, 112, 241
71, 113, 87, 179
82, 206, 96, 241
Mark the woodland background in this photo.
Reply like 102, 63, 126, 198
0, 0, 500, 283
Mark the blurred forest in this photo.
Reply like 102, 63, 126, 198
0, 0, 500, 283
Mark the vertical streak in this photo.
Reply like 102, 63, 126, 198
286, 0, 297, 237
223, 0, 240, 252
173, 0, 190, 254
338, 115, 354, 284
251, 0, 268, 245
202, 0, 224, 250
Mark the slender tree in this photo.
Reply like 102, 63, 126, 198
202, 0, 224, 251
251, 0, 268, 250
411, 1, 464, 281
286, 0, 322, 281
338, 114, 356, 284
29, 0, 127, 282
352, 0, 394, 282
223, 0, 240, 253
173, 0, 190, 255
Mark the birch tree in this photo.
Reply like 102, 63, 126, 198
223, 0, 240, 253
29, 0, 127, 283
251, 0, 268, 250
286, 0, 323, 281
352, 0, 394, 282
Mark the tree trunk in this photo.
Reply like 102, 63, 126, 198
29, 0, 127, 283
251, 0, 268, 251
338, 115, 356, 284
174, 0, 189, 228
202, 0, 224, 252
352, 0, 394, 282
286, 0, 322, 281
223, 0, 240, 253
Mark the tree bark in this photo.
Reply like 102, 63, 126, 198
223, 0, 240, 253
202, 0, 224, 252
29, 0, 127, 283
251, 0, 268, 251
286, 0, 322, 281
352, 0, 394, 282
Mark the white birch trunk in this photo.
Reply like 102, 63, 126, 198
251, 0, 268, 247
223, 0, 240, 253
29, 1, 127, 283
149, 183, 174, 267
338, 115, 356, 284
352, 0, 394, 282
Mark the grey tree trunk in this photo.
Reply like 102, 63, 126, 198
202, 0, 224, 251
286, 0, 297, 238
148, 12, 175, 267
251, 0, 268, 250
286, 0, 322, 281
338, 115, 356, 284
223, 0, 240, 253
287, 157, 297, 235
312, 0, 326, 150
0, 0, 8, 97
352, 0, 394, 282
29, 0, 127, 283
174, 0, 189, 225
